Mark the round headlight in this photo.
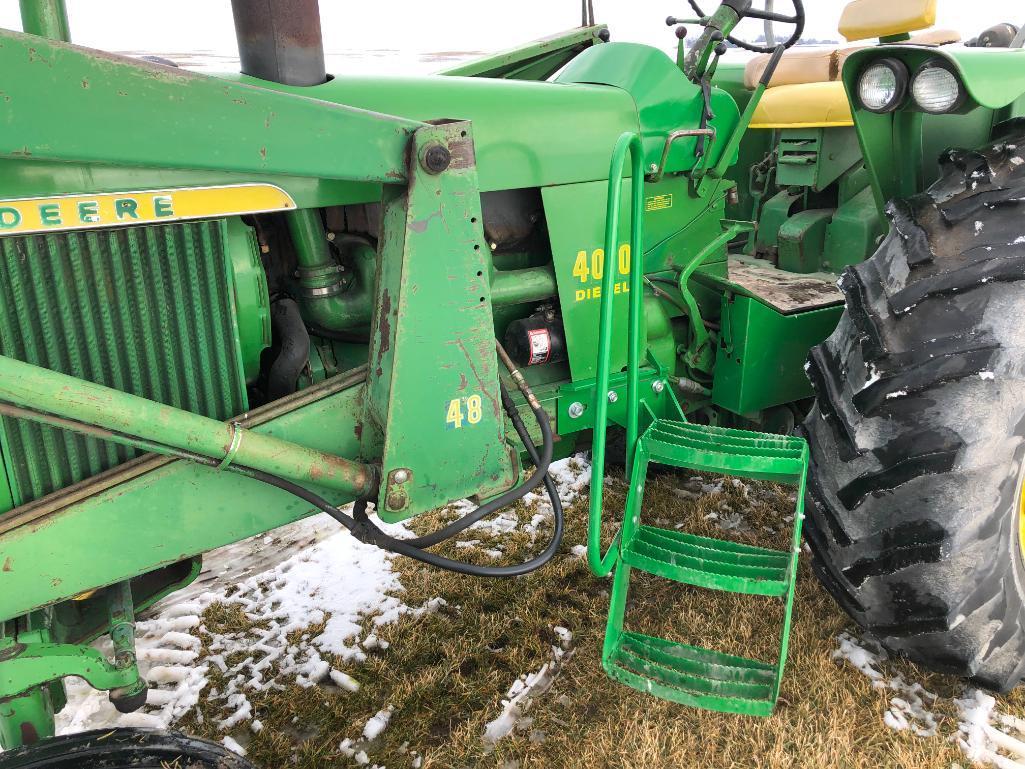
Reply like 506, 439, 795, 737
912, 62, 965, 114
858, 59, 909, 114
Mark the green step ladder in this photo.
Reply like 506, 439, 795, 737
587, 133, 809, 717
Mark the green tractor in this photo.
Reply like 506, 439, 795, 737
1, 0, 1025, 762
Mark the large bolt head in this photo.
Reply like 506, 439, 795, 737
392, 469, 410, 484
568, 402, 586, 419
607, 391, 619, 404
651, 380, 666, 394
421, 144, 452, 174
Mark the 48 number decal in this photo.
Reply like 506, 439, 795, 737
446, 394, 483, 430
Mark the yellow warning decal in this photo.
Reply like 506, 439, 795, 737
0, 184, 297, 236
645, 194, 673, 212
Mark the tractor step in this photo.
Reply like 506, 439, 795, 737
600, 417, 809, 716
645, 421, 806, 482
621, 525, 790, 596
605, 631, 779, 717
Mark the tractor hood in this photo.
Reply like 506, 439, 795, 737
218, 71, 641, 192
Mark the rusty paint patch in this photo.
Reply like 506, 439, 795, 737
375, 289, 392, 375
1, 556, 10, 572
20, 722, 38, 745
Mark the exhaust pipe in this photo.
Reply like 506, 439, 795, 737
230, 0, 327, 86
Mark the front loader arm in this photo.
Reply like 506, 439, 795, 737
0, 28, 423, 183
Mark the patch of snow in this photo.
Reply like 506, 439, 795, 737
56, 509, 418, 736
362, 705, 394, 740
976, 221, 985, 235
329, 670, 361, 693
980, 371, 996, 381
483, 632, 575, 746
886, 390, 908, 400
832, 633, 938, 737
221, 736, 247, 756
955, 689, 1025, 769
570, 544, 588, 558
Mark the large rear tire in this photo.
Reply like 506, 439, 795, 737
801, 124, 1025, 691
0, 728, 255, 769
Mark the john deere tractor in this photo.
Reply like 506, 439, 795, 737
1, 0, 1025, 762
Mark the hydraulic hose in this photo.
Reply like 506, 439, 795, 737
402, 379, 553, 548
232, 376, 565, 577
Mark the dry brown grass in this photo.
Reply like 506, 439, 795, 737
177, 466, 1023, 769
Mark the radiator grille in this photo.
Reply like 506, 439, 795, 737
0, 219, 248, 504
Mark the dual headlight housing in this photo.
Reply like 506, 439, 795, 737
857, 57, 966, 115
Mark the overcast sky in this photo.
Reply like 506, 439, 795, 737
0, 1, 1022, 57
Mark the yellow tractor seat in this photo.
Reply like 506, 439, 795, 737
750, 81, 854, 130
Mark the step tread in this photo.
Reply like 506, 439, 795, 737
622, 526, 792, 595
641, 419, 808, 480
606, 632, 778, 714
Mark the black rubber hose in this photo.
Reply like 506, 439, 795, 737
267, 298, 311, 400
402, 381, 554, 548
230, 382, 565, 577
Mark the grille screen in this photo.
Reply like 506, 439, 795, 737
0, 219, 248, 504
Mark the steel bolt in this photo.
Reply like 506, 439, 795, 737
568, 402, 586, 419
421, 143, 452, 174
651, 380, 666, 394
386, 493, 407, 511
607, 391, 618, 404
392, 468, 410, 484
649, 163, 658, 173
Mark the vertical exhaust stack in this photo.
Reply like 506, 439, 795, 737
230, 0, 327, 86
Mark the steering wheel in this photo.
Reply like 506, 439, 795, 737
685, 0, 805, 53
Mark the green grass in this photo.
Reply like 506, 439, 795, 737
176, 466, 1025, 768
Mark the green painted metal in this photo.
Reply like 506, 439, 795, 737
775, 128, 862, 191
700, 289, 842, 415
0, 373, 366, 622
842, 47, 1025, 216
439, 25, 609, 81
6, 5, 1000, 740
18, 0, 69, 41
0, 354, 376, 498
676, 220, 754, 375
588, 128, 809, 715
587, 131, 645, 579
542, 174, 724, 383
556, 43, 741, 174
360, 121, 517, 522
777, 209, 833, 274
0, 641, 140, 706
600, 420, 808, 715
223, 72, 641, 194
0, 686, 55, 748
0, 219, 252, 505
0, 28, 421, 182
225, 217, 273, 382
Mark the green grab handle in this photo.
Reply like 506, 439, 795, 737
588, 131, 646, 578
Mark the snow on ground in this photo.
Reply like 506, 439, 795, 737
57, 506, 417, 737
54, 455, 595, 745
482, 624, 575, 746
833, 632, 1025, 767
